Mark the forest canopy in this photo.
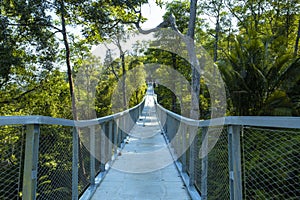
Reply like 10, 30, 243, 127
0, 0, 299, 118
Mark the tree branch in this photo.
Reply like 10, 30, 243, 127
187, 0, 197, 38
0, 84, 41, 104
103, 44, 120, 81
8, 22, 62, 32
135, 13, 184, 40
224, 1, 246, 31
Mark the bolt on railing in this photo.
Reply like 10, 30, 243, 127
155, 101, 300, 200
0, 98, 144, 200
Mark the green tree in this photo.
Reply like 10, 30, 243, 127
0, 0, 58, 102
218, 37, 300, 116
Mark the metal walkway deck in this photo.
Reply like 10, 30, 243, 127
91, 95, 190, 200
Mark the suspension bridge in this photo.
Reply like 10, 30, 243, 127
0, 85, 299, 200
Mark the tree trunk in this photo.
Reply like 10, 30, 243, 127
187, 0, 197, 39
186, 1, 199, 189
294, 20, 300, 57
60, 1, 77, 120
187, 0, 200, 120
121, 53, 127, 109
214, 11, 220, 62
171, 53, 177, 112
60, 0, 86, 176
114, 36, 127, 110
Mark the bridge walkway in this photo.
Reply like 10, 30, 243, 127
91, 94, 190, 200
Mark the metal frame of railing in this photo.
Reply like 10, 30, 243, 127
1, 95, 299, 200
155, 101, 300, 200
0, 98, 145, 200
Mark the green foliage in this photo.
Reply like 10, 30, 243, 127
146, 50, 191, 116
218, 37, 300, 115
1, 0, 300, 198
95, 55, 146, 117
164, 0, 191, 33
0, 0, 58, 84
74, 55, 102, 119
75, 0, 148, 43
0, 69, 72, 118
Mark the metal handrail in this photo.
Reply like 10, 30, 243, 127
0, 96, 145, 127
155, 99, 300, 200
155, 102, 300, 128
2, 95, 299, 200
0, 97, 145, 200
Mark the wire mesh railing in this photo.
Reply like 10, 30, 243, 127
37, 125, 73, 200
155, 101, 300, 200
206, 127, 229, 199
242, 127, 300, 199
78, 128, 92, 197
0, 98, 144, 200
0, 125, 24, 200
156, 103, 202, 199
1, 96, 299, 200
